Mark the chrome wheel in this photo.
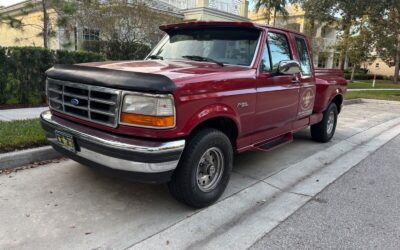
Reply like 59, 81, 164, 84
327, 111, 335, 135
196, 147, 224, 192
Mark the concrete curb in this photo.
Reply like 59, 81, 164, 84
0, 146, 60, 170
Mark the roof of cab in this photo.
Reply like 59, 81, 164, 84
159, 21, 307, 37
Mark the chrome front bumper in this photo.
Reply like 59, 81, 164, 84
40, 111, 185, 179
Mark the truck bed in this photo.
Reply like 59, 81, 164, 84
313, 68, 347, 113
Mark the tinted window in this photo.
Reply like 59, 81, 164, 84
151, 28, 260, 66
295, 37, 312, 75
267, 32, 291, 71
260, 43, 271, 72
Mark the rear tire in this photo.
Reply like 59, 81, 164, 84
311, 102, 338, 143
168, 128, 233, 208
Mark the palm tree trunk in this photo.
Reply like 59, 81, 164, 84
273, 8, 277, 26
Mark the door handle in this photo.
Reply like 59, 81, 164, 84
292, 75, 300, 84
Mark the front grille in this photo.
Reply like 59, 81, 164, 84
47, 78, 121, 127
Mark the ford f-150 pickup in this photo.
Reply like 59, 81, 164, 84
40, 21, 347, 208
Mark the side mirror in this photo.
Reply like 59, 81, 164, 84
277, 60, 301, 75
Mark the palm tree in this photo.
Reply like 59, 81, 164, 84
254, 0, 289, 26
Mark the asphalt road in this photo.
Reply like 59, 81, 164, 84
251, 134, 400, 250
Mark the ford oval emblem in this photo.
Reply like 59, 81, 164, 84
70, 98, 80, 106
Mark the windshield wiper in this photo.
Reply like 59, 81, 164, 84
182, 55, 224, 67
148, 55, 164, 60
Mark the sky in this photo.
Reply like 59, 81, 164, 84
0, 0, 24, 7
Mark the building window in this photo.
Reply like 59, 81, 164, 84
317, 52, 328, 68
285, 23, 301, 32
333, 53, 340, 68
321, 26, 329, 38
82, 29, 100, 41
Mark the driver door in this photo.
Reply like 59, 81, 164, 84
253, 31, 301, 143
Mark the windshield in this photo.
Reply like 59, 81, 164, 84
149, 27, 260, 66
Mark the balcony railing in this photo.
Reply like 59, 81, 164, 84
160, 0, 242, 15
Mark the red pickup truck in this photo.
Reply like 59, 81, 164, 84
41, 22, 347, 208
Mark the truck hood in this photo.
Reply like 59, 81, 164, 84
80, 60, 253, 87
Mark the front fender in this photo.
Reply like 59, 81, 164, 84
182, 104, 241, 136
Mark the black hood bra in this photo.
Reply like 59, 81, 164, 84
46, 64, 176, 94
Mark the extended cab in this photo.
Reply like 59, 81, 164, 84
40, 22, 347, 208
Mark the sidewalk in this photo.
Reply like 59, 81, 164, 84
251, 134, 400, 250
0, 106, 48, 121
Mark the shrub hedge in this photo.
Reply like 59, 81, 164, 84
0, 47, 105, 105
344, 73, 393, 81
81, 40, 151, 61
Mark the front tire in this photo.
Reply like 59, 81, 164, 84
168, 128, 233, 208
311, 102, 338, 143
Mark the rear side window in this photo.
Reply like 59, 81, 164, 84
295, 37, 312, 76
267, 32, 291, 71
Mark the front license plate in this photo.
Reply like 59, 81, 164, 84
55, 131, 76, 152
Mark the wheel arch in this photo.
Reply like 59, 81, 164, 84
331, 94, 344, 113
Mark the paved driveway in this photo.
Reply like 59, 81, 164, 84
1, 100, 400, 249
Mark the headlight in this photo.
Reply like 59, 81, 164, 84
120, 93, 175, 128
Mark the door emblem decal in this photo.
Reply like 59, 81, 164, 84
301, 89, 314, 110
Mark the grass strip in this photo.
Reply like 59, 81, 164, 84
348, 80, 400, 89
0, 119, 47, 153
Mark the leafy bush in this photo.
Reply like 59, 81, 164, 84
344, 73, 391, 81
0, 47, 105, 105
82, 40, 151, 60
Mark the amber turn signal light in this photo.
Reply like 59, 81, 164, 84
120, 113, 175, 128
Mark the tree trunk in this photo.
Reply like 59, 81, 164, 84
273, 8, 277, 26
266, 7, 271, 25
42, 0, 49, 49
339, 22, 351, 71
394, 34, 400, 84
350, 64, 356, 83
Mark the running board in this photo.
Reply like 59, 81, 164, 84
253, 133, 293, 152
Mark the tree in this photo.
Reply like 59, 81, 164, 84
74, 0, 182, 58
0, 0, 78, 49
254, 0, 289, 26
293, 0, 371, 70
368, 0, 400, 84
334, 18, 375, 82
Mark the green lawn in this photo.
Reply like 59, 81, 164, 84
0, 119, 47, 153
348, 80, 400, 89
346, 90, 400, 102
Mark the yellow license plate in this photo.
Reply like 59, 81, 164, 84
55, 131, 76, 152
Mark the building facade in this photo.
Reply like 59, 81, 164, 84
0, 0, 60, 49
160, 0, 249, 21
0, 0, 249, 51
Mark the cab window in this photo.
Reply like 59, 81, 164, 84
295, 37, 312, 76
267, 32, 291, 71
260, 43, 271, 72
